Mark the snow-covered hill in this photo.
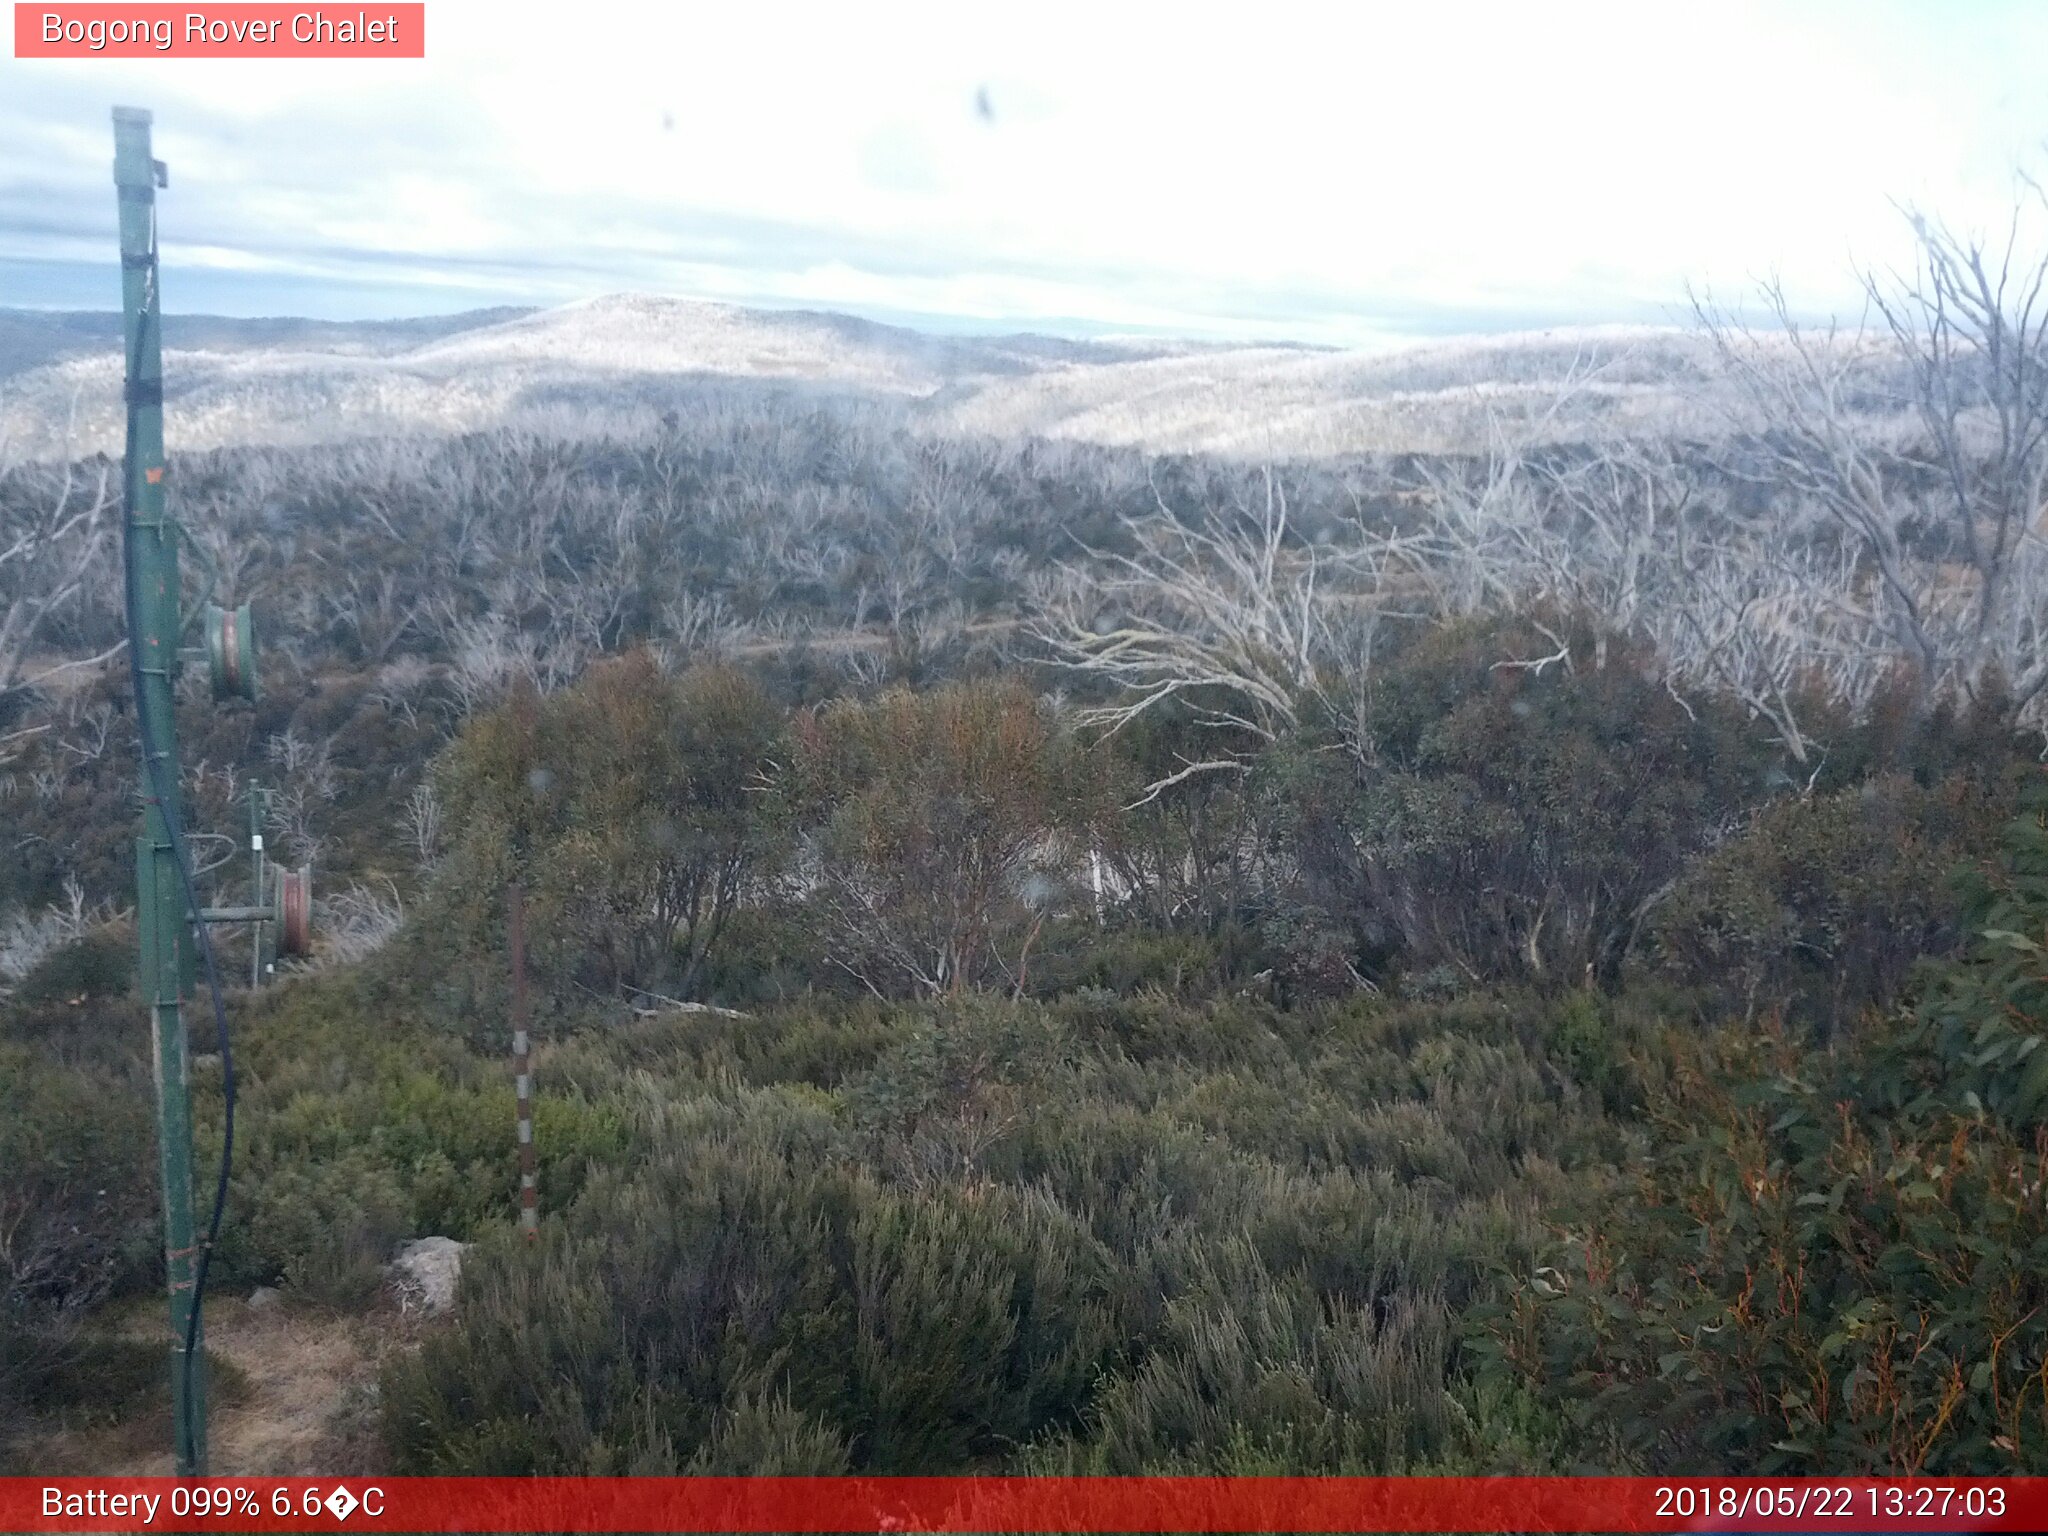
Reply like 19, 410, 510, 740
0, 294, 1712, 460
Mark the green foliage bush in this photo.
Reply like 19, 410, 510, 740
1266, 611, 1768, 987
186, 974, 628, 1304
382, 1098, 1119, 1473
11, 926, 134, 1008
788, 678, 1116, 997
1649, 773, 2011, 1035
414, 651, 790, 1025
384, 986, 1628, 1474
1020, 919, 1265, 1003
0, 1040, 157, 1455
11, 563, 2033, 1480
1092, 702, 1265, 929
1477, 780, 2048, 1472
1030, 1252, 1452, 1473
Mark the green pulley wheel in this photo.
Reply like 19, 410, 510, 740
204, 601, 257, 702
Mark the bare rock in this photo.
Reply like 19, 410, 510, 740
386, 1235, 468, 1317
246, 1284, 283, 1313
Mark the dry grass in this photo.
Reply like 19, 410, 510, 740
20, 1291, 421, 1476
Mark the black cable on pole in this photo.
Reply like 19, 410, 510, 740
120, 208, 236, 1475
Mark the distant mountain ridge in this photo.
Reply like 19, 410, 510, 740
0, 293, 1707, 460
0, 305, 537, 380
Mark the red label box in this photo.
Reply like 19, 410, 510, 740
13, 3, 425, 57
3, 1476, 2045, 1534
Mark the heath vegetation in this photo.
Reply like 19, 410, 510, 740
5, 196, 2048, 1474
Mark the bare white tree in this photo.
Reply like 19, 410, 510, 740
1029, 467, 1359, 799
400, 780, 443, 872
267, 781, 326, 868
323, 568, 424, 663
1694, 185, 2048, 726
0, 874, 112, 999
314, 878, 406, 967
0, 420, 120, 716
658, 591, 748, 659
1659, 511, 1900, 766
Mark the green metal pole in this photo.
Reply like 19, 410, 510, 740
114, 104, 207, 1478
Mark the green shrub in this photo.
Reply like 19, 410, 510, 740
1027, 920, 1263, 1002
0, 1042, 157, 1456
11, 928, 135, 1007
1649, 774, 2008, 1035
1029, 1247, 1453, 1473
380, 982, 1631, 1475
1475, 781, 2048, 1473
1092, 702, 1266, 930
677, 1393, 851, 1474
382, 1112, 1118, 1473
1265, 611, 1768, 987
405, 652, 792, 1029
787, 679, 1116, 997
845, 998, 1068, 1188
183, 972, 629, 1301
221, 1152, 413, 1307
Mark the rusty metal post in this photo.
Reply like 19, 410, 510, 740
510, 882, 537, 1240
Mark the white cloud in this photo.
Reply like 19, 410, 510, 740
3, 0, 2045, 340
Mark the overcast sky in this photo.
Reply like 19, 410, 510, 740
2, 1, 2045, 346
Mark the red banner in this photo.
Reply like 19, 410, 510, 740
13, 4, 425, 58
2, 1476, 2042, 1533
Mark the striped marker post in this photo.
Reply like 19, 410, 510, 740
510, 882, 537, 1241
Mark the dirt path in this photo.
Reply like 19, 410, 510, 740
25, 1293, 395, 1476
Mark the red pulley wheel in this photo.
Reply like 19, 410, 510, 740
276, 864, 313, 957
